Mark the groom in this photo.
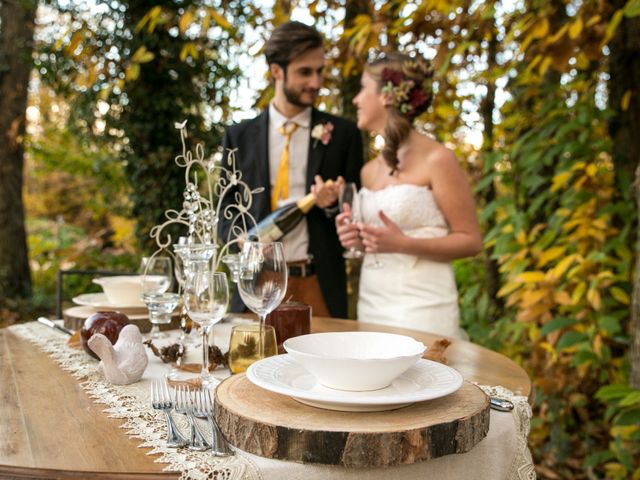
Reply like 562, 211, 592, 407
220, 21, 363, 318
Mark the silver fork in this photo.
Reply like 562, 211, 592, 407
192, 389, 234, 457
150, 380, 188, 448
174, 385, 211, 451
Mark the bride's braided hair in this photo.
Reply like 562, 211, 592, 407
365, 53, 434, 173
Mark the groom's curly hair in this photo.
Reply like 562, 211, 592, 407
366, 52, 435, 174
265, 21, 324, 69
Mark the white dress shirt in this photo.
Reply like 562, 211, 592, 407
268, 103, 311, 262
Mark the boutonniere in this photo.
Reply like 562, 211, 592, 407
311, 121, 334, 148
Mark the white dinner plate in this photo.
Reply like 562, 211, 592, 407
72, 292, 146, 311
246, 355, 463, 412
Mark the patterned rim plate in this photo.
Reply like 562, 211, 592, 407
72, 293, 146, 311
246, 355, 463, 412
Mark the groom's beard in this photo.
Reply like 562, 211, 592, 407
283, 77, 319, 107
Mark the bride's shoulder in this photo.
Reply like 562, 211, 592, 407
418, 138, 459, 169
360, 155, 386, 187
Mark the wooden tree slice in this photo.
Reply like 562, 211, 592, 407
215, 374, 490, 468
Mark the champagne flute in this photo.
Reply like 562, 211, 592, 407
237, 242, 287, 359
140, 256, 178, 339
184, 270, 229, 389
366, 194, 384, 270
339, 182, 364, 259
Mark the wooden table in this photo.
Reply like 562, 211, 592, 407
0, 317, 532, 479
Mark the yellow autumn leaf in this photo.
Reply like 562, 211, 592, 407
539, 56, 553, 76
521, 289, 549, 307
551, 254, 578, 278
593, 334, 603, 358
532, 17, 550, 38
621, 90, 633, 111
528, 54, 543, 70
572, 282, 587, 304
547, 24, 569, 44
602, 9, 624, 46
587, 288, 601, 310
125, 63, 140, 81
132, 46, 154, 63
551, 171, 572, 192
585, 164, 597, 177
147, 6, 163, 33
179, 10, 193, 34
435, 104, 457, 120
342, 57, 356, 77
554, 290, 572, 305
518, 271, 547, 283
497, 281, 522, 298
569, 16, 583, 39
611, 286, 630, 305
585, 14, 601, 28
537, 246, 566, 267
575, 52, 590, 70
516, 230, 527, 245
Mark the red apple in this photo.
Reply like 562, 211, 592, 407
80, 311, 130, 359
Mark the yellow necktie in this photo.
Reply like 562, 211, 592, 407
272, 122, 299, 211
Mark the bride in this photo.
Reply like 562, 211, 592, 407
336, 52, 482, 339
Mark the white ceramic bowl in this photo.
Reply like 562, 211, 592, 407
283, 332, 426, 391
92, 276, 144, 307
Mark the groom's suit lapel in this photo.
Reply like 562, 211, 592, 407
306, 108, 326, 192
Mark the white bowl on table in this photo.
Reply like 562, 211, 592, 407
92, 276, 145, 307
283, 332, 426, 392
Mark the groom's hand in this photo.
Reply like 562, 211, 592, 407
359, 211, 406, 253
311, 175, 344, 208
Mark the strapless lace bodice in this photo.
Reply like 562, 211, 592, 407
357, 183, 463, 338
359, 184, 448, 233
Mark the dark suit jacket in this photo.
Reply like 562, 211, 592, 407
219, 108, 364, 318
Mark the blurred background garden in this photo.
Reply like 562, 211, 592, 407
1, 0, 639, 478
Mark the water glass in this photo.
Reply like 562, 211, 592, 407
184, 271, 229, 389
140, 255, 175, 339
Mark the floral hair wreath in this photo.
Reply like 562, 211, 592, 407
380, 60, 433, 119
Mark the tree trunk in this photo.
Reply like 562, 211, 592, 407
608, 5, 640, 388
0, 0, 36, 299
478, 12, 503, 316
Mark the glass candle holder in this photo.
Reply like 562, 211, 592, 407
265, 301, 311, 354
228, 324, 277, 374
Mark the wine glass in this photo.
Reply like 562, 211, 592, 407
339, 182, 364, 259
184, 270, 229, 389
140, 256, 178, 339
237, 242, 287, 359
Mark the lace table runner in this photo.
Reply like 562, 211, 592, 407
10, 322, 535, 480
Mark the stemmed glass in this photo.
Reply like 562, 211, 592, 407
184, 270, 229, 389
237, 242, 288, 359
339, 182, 364, 259
140, 256, 179, 339
366, 194, 384, 270
174, 252, 198, 346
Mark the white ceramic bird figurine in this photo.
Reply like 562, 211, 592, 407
88, 324, 148, 385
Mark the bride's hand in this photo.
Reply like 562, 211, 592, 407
359, 211, 406, 253
336, 204, 361, 250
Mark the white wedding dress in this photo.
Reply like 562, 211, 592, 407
357, 184, 465, 339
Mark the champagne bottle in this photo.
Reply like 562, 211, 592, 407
247, 192, 317, 242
